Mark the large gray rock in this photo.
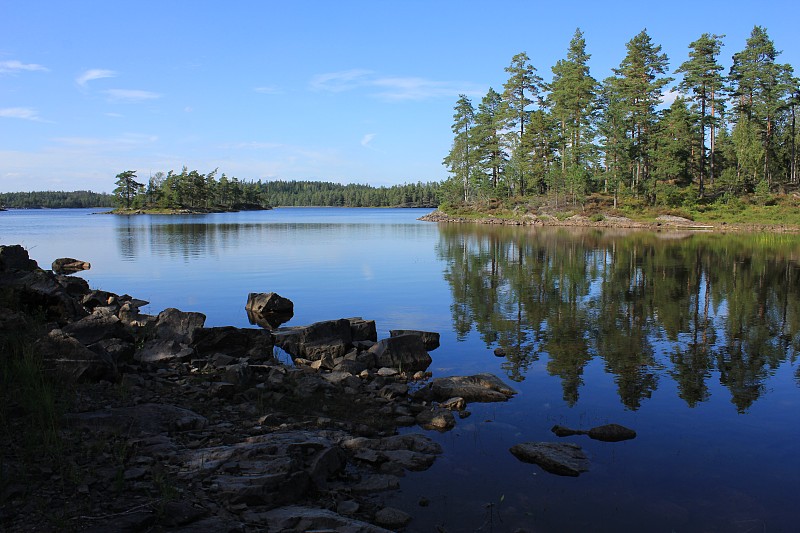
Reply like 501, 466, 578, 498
34, 329, 117, 382
245, 292, 294, 314
368, 334, 432, 372
0, 244, 38, 271
349, 317, 377, 342
509, 442, 589, 477
263, 506, 393, 533
191, 326, 275, 360
389, 329, 440, 350
413, 373, 517, 403
62, 307, 127, 345
274, 319, 353, 360
153, 308, 206, 344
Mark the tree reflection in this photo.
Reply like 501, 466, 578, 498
437, 226, 800, 411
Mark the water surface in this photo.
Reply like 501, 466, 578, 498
2, 208, 798, 532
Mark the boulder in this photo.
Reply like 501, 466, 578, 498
413, 373, 517, 403
62, 307, 127, 345
135, 339, 194, 363
152, 307, 206, 344
389, 329, 440, 350
509, 442, 589, 477
245, 292, 294, 314
0, 244, 38, 271
34, 329, 117, 382
51, 257, 91, 274
191, 326, 274, 360
368, 334, 432, 372
551, 423, 637, 442
349, 317, 377, 342
415, 407, 456, 431
263, 506, 393, 533
246, 308, 293, 329
274, 319, 353, 360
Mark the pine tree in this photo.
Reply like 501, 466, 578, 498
113, 170, 142, 209
613, 29, 673, 201
729, 26, 794, 187
676, 33, 726, 196
501, 52, 543, 196
473, 88, 506, 195
443, 94, 477, 203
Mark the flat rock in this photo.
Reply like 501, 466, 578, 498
509, 442, 589, 477
389, 329, 440, 350
414, 373, 517, 403
263, 505, 393, 533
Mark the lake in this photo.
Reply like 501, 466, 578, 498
2, 207, 798, 532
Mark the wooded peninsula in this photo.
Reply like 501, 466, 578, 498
439, 26, 800, 226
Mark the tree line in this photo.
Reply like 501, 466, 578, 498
111, 168, 441, 210
442, 26, 799, 210
0, 190, 114, 209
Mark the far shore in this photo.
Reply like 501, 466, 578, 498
418, 209, 800, 234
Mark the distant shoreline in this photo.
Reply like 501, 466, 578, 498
418, 210, 800, 234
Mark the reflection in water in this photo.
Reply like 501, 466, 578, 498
437, 225, 800, 412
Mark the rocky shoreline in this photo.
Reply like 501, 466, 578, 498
0, 245, 520, 532
418, 209, 800, 233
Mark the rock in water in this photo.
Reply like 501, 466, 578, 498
509, 442, 589, 477
587, 423, 637, 442
52, 257, 91, 274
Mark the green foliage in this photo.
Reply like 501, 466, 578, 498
0, 190, 115, 208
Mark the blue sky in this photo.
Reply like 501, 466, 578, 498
1, 0, 798, 193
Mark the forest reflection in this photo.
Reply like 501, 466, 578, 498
437, 225, 800, 412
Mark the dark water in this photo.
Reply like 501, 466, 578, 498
2, 208, 798, 532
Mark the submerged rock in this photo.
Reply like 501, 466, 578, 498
551, 423, 637, 442
414, 373, 517, 403
509, 442, 589, 477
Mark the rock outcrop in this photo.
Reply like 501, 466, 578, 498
509, 442, 590, 477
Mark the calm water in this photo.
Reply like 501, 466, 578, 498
2, 208, 799, 532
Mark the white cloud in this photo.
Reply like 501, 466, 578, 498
0, 107, 42, 121
104, 89, 162, 102
661, 88, 680, 107
0, 60, 48, 74
76, 68, 117, 87
361, 133, 376, 148
310, 69, 374, 92
254, 85, 281, 94
310, 69, 480, 101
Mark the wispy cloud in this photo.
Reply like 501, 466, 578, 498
0, 60, 48, 74
104, 89, 162, 103
0, 107, 43, 121
76, 68, 117, 87
52, 134, 158, 150
254, 85, 281, 95
310, 69, 374, 92
361, 133, 376, 148
310, 69, 480, 101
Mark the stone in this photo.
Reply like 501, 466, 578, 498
34, 329, 117, 382
368, 334, 432, 372
62, 307, 127, 345
245, 292, 294, 314
153, 308, 206, 345
135, 339, 194, 362
440, 397, 467, 411
551, 423, 637, 442
191, 326, 274, 360
274, 319, 353, 360
0, 244, 38, 271
51, 257, 91, 274
263, 505, 393, 533
374, 507, 412, 529
509, 442, 590, 477
416, 407, 456, 431
348, 317, 378, 342
414, 373, 517, 403
389, 329, 440, 350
